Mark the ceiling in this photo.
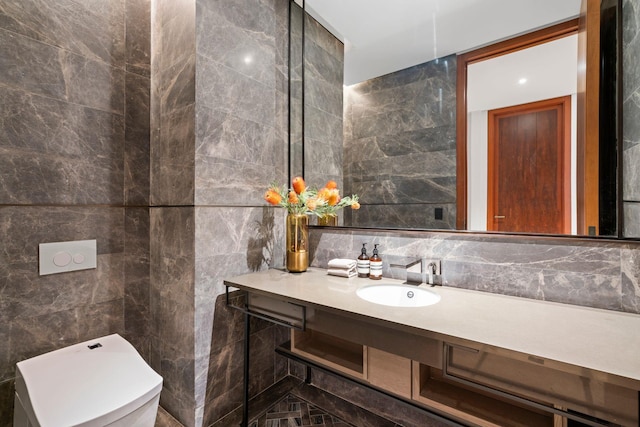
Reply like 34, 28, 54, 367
304, 0, 582, 85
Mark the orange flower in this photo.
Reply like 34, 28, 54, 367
292, 176, 306, 194
351, 201, 360, 210
325, 180, 338, 190
307, 198, 318, 211
264, 189, 282, 205
288, 190, 299, 204
317, 187, 330, 201
326, 189, 340, 206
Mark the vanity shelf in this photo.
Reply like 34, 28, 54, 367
291, 329, 366, 379
413, 363, 554, 427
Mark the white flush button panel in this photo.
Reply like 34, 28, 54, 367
39, 240, 97, 276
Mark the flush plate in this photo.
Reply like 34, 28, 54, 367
39, 240, 97, 276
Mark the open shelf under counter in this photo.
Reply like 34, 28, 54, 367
291, 329, 367, 379
413, 362, 555, 427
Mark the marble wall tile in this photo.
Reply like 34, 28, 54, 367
160, 55, 196, 117
0, 0, 145, 422
202, 325, 278, 425
8, 299, 124, 366
623, 0, 640, 235
0, 29, 125, 114
2, 254, 124, 320
0, 86, 125, 169
0, 315, 11, 382
305, 38, 343, 87
151, 336, 196, 427
346, 203, 457, 230
196, 54, 275, 127
151, 104, 196, 206
0, 380, 14, 427
0, 148, 123, 205
195, 107, 279, 166
304, 14, 343, 67
125, 71, 151, 206
0, 206, 125, 264
156, 0, 196, 73
623, 135, 640, 201
308, 228, 640, 314
343, 56, 457, 230
196, 0, 276, 87
124, 208, 150, 357
624, 202, 640, 238
194, 156, 284, 206
126, 0, 151, 77
0, 0, 126, 68
149, 207, 195, 425
0, 85, 125, 205
621, 247, 640, 312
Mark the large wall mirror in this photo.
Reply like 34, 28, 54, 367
289, 0, 632, 238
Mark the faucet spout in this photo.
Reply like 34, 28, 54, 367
426, 262, 437, 285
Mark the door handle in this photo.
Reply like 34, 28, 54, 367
494, 215, 505, 219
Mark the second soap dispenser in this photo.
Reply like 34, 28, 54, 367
369, 244, 382, 280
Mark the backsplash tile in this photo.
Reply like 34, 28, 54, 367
309, 228, 640, 314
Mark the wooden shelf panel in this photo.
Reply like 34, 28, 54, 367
413, 363, 554, 427
292, 329, 365, 379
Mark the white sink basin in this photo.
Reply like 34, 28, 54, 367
356, 283, 441, 307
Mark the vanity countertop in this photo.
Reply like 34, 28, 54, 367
224, 267, 640, 384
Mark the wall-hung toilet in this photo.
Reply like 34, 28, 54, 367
13, 334, 162, 427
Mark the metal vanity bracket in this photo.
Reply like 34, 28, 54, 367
225, 285, 307, 331
224, 285, 308, 427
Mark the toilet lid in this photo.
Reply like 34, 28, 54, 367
16, 334, 162, 427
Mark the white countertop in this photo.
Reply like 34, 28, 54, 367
225, 268, 640, 384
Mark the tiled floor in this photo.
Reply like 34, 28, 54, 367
250, 394, 352, 427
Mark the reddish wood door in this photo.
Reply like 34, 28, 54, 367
487, 96, 571, 234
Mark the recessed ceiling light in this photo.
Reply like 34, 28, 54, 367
518, 78, 528, 85
244, 55, 253, 65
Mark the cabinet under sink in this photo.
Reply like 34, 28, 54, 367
288, 327, 639, 427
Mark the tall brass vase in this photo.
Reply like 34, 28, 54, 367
286, 213, 309, 272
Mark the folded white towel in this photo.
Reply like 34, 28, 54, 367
328, 268, 357, 278
328, 258, 357, 270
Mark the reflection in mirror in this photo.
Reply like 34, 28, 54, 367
293, 0, 627, 237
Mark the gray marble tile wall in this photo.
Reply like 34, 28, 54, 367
150, 0, 196, 206
194, 0, 289, 424
309, 228, 640, 314
149, 0, 289, 425
343, 56, 457, 230
302, 14, 344, 189
623, 0, 640, 238
0, 0, 150, 424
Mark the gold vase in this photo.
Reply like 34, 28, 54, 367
317, 215, 338, 226
286, 213, 309, 273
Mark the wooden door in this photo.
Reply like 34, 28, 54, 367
487, 96, 571, 233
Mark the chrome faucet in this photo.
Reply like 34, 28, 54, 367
390, 257, 441, 286
426, 261, 437, 285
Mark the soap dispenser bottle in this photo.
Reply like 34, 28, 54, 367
369, 244, 382, 280
357, 243, 370, 278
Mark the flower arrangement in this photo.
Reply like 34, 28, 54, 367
264, 176, 360, 217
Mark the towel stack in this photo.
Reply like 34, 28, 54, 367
327, 258, 357, 278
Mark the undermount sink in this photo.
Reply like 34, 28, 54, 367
356, 283, 441, 307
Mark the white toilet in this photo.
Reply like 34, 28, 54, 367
13, 334, 163, 427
